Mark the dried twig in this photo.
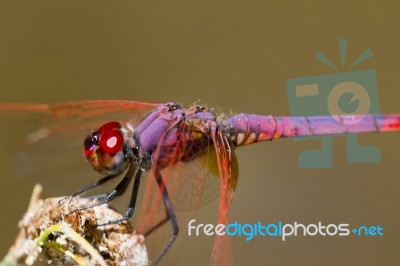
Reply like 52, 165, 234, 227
1, 184, 148, 266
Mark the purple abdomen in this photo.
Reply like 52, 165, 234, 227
227, 113, 400, 146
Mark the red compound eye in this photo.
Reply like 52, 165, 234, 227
98, 121, 121, 133
99, 129, 123, 155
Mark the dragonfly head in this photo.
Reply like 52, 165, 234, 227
84, 121, 127, 175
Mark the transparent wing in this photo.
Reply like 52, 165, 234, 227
136, 119, 219, 220
135, 119, 237, 263
0, 100, 160, 195
209, 126, 238, 266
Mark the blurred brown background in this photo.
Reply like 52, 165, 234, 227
1, 1, 400, 265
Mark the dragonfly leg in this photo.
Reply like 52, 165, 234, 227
66, 164, 136, 215
59, 174, 117, 204
153, 169, 179, 265
95, 167, 144, 227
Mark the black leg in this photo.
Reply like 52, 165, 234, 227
153, 169, 179, 265
67, 164, 135, 214
72, 174, 117, 197
96, 167, 143, 227
59, 174, 117, 205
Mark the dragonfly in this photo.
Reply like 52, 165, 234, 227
1, 99, 400, 265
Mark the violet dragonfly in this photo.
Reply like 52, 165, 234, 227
1, 100, 399, 265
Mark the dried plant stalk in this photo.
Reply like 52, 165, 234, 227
1, 184, 148, 266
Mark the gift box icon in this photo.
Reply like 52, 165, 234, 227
286, 39, 381, 168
